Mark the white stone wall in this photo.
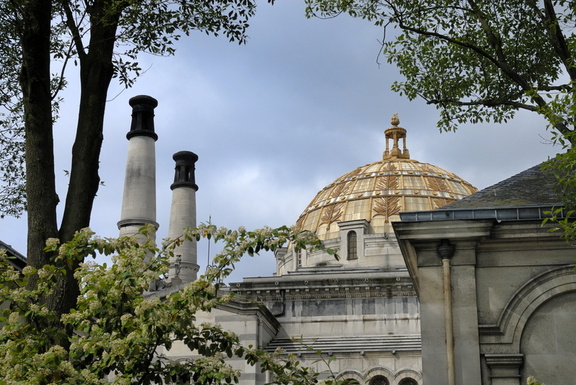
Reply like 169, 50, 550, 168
395, 218, 576, 385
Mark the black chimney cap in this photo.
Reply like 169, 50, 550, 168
127, 95, 159, 140
171, 151, 199, 191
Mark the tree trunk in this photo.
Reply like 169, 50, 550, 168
54, 3, 120, 315
18, 0, 121, 317
20, 0, 60, 271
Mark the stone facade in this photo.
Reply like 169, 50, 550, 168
393, 164, 576, 385
232, 251, 422, 384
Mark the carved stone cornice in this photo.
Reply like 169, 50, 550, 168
231, 275, 417, 301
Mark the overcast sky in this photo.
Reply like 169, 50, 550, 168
1, 1, 560, 281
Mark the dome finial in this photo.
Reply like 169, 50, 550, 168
383, 113, 410, 160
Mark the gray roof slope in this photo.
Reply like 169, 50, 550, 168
0, 240, 27, 270
441, 163, 561, 209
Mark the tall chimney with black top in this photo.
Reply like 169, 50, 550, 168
167, 151, 199, 283
117, 95, 159, 238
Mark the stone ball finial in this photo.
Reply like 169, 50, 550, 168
391, 113, 400, 126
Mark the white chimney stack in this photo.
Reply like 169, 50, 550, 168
167, 151, 199, 283
117, 95, 159, 239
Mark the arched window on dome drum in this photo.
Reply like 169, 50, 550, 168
398, 378, 418, 385
347, 231, 358, 260
369, 375, 389, 385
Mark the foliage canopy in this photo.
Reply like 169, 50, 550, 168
0, 224, 325, 384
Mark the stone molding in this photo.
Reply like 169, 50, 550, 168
232, 276, 416, 301
480, 264, 576, 348
484, 353, 523, 385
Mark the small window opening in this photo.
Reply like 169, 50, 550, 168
347, 231, 358, 260
369, 375, 389, 385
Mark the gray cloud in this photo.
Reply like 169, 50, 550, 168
1, 2, 559, 282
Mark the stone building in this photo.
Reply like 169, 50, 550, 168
393, 164, 576, 385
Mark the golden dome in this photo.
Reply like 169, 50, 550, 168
295, 115, 477, 240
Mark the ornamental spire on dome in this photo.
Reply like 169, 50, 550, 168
383, 113, 410, 160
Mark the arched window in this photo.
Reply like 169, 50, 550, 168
347, 231, 358, 260
399, 379, 418, 385
368, 375, 389, 385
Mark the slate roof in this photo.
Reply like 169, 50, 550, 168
0, 240, 27, 270
440, 162, 561, 209
398, 162, 565, 222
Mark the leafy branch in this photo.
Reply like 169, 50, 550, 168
0, 224, 331, 384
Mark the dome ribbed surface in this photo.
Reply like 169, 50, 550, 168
295, 158, 477, 240
295, 115, 478, 240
